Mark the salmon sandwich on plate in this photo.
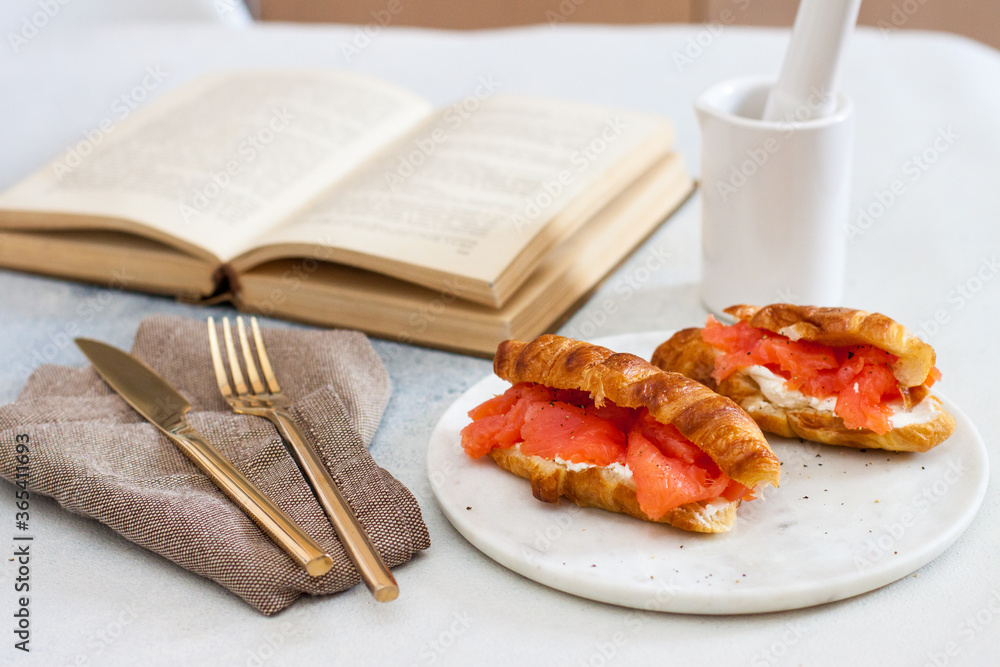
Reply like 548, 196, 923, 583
651, 304, 956, 452
460, 335, 781, 533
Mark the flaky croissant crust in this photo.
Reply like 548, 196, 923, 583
489, 446, 740, 533
494, 335, 780, 490
725, 304, 935, 387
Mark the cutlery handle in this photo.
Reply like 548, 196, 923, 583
168, 425, 334, 578
270, 410, 399, 602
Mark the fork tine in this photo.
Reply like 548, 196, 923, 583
207, 317, 235, 399
222, 318, 249, 396
250, 317, 281, 395
237, 317, 266, 395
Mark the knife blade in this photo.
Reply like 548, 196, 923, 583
75, 337, 334, 578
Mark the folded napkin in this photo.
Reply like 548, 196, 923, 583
0, 314, 429, 615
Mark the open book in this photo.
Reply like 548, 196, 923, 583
0, 70, 692, 355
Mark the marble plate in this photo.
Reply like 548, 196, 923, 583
427, 331, 988, 614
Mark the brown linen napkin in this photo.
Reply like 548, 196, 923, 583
0, 314, 429, 615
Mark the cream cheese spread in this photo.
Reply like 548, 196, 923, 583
743, 365, 941, 427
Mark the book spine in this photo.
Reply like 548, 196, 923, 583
177, 264, 237, 305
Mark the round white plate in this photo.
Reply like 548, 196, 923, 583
427, 331, 989, 614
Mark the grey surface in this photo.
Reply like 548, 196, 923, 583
0, 20, 998, 667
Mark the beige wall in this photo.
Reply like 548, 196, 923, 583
259, 1, 694, 29
259, 1, 999, 50
698, 0, 1000, 50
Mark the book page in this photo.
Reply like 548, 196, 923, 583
244, 95, 673, 286
0, 70, 433, 261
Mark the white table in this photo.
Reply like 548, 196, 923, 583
1, 20, 998, 667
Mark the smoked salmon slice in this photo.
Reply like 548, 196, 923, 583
461, 382, 751, 518
626, 430, 729, 520
701, 316, 940, 434
520, 400, 627, 466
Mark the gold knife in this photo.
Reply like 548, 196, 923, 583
75, 338, 334, 578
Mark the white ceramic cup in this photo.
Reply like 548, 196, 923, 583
696, 75, 853, 317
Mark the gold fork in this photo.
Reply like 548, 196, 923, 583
207, 316, 399, 602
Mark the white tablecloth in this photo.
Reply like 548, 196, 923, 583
0, 19, 998, 667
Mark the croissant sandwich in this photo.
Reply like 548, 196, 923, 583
460, 335, 780, 533
651, 304, 956, 452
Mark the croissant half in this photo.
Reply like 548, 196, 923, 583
651, 304, 956, 452
465, 335, 780, 533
